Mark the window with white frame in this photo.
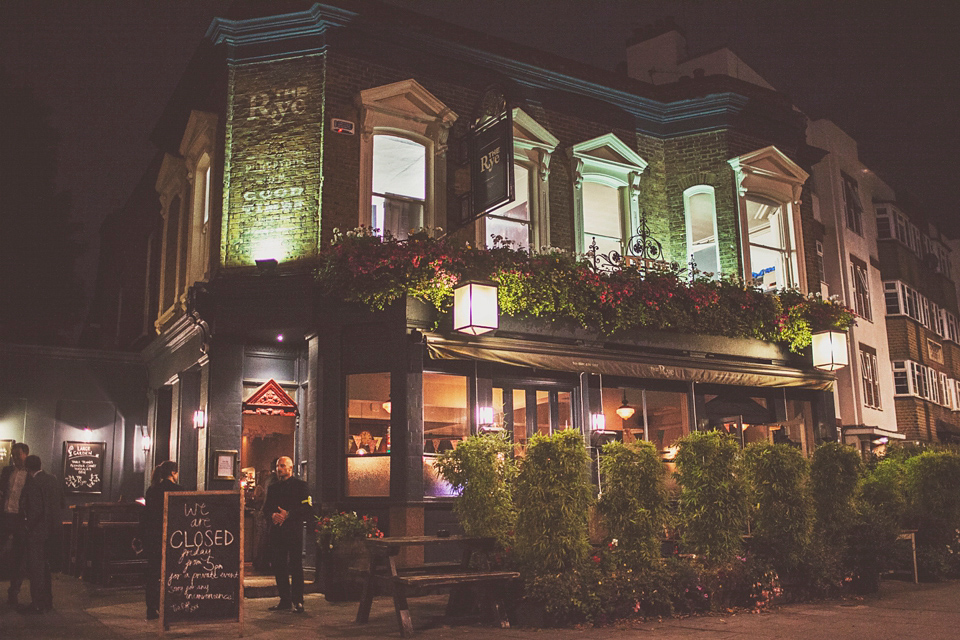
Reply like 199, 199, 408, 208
684, 186, 720, 277
358, 79, 457, 240
482, 109, 558, 251
569, 133, 648, 258
859, 345, 881, 409
179, 110, 217, 286
893, 359, 954, 407
728, 146, 808, 292
876, 207, 892, 239
893, 361, 909, 395
884, 279, 955, 339
851, 257, 871, 321
841, 173, 863, 235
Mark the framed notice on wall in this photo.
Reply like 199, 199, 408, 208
62, 441, 106, 494
213, 450, 238, 481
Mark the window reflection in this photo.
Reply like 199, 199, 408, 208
423, 373, 469, 498
345, 373, 391, 497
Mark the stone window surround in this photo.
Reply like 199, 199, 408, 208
568, 133, 648, 255
356, 79, 457, 235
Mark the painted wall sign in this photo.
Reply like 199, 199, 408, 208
469, 111, 514, 220
62, 441, 106, 494
247, 86, 308, 124
161, 491, 244, 633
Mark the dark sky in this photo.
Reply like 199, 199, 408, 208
2, 0, 959, 309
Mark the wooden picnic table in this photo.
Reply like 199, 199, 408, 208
355, 535, 519, 637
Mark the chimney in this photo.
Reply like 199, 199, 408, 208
625, 18, 687, 84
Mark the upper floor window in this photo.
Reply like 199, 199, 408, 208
841, 173, 863, 235
358, 79, 457, 239
481, 109, 558, 251
372, 134, 426, 240
180, 110, 217, 286
569, 133, 648, 258
815, 240, 826, 284
859, 345, 881, 409
851, 257, 872, 321
729, 146, 808, 292
684, 186, 720, 277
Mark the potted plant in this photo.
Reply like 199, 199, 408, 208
315, 511, 383, 602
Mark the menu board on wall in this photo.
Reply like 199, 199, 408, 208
62, 441, 106, 494
161, 491, 244, 634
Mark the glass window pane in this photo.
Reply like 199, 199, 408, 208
536, 390, 550, 436
486, 216, 530, 250
686, 190, 719, 274
556, 391, 573, 431
512, 389, 527, 457
345, 373, 391, 497
372, 135, 425, 199
645, 390, 689, 454
423, 373, 469, 498
488, 164, 529, 221
583, 181, 621, 240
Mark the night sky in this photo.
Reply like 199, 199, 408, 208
2, 0, 958, 312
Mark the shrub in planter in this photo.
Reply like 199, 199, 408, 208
674, 430, 747, 562
904, 450, 960, 580
849, 457, 906, 592
434, 431, 516, 547
742, 443, 812, 577
596, 440, 669, 567
513, 429, 593, 574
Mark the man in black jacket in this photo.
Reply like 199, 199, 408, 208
20, 455, 60, 614
262, 456, 312, 613
139, 460, 183, 620
0, 442, 29, 606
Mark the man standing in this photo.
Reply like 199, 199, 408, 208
262, 456, 312, 613
139, 460, 183, 620
0, 442, 29, 607
21, 455, 60, 614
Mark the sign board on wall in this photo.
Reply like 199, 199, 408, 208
161, 490, 244, 634
469, 110, 514, 221
62, 441, 106, 494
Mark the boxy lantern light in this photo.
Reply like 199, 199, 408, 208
193, 409, 207, 429
812, 329, 849, 371
453, 281, 498, 335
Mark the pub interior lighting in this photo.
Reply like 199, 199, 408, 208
812, 329, 849, 371
615, 391, 636, 421
453, 280, 498, 335
193, 409, 207, 429
140, 425, 152, 453
82, 427, 92, 441
477, 406, 503, 433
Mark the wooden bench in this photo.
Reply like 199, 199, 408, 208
355, 536, 519, 637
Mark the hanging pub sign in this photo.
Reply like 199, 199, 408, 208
467, 109, 514, 222
62, 441, 106, 494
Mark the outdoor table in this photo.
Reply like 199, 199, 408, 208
355, 535, 519, 637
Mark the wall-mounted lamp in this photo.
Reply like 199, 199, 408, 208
615, 392, 635, 421
82, 427, 92, 442
453, 280, 498, 335
140, 425, 152, 454
590, 412, 606, 431
382, 400, 392, 414
193, 409, 207, 429
477, 406, 503, 434
812, 329, 849, 371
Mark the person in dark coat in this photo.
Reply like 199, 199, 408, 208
262, 456, 312, 613
0, 442, 29, 606
20, 454, 61, 614
139, 460, 183, 620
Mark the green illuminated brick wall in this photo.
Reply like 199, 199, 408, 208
222, 53, 324, 268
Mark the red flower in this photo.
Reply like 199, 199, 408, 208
592, 555, 601, 564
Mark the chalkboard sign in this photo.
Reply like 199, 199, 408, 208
161, 491, 244, 634
62, 441, 106, 494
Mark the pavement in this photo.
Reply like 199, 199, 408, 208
0, 574, 958, 639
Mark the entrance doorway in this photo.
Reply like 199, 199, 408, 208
240, 379, 298, 573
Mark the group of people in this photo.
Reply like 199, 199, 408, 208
0, 443, 63, 614
139, 455, 312, 620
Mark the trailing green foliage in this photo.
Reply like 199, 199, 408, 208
513, 429, 593, 574
316, 229, 856, 352
742, 443, 813, 574
596, 440, 669, 566
674, 430, 748, 562
434, 432, 516, 545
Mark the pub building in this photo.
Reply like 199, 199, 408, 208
82, 0, 842, 549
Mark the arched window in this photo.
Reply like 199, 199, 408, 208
371, 134, 426, 240
683, 185, 720, 276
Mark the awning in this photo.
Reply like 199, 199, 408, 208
425, 334, 834, 391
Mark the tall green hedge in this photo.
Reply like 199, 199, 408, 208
742, 442, 813, 574
597, 440, 669, 566
674, 430, 747, 562
514, 429, 593, 573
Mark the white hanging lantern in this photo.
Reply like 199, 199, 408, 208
812, 329, 849, 371
453, 281, 498, 335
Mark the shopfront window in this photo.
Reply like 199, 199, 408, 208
493, 385, 574, 458
423, 373, 469, 497
594, 387, 689, 458
345, 373, 391, 497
